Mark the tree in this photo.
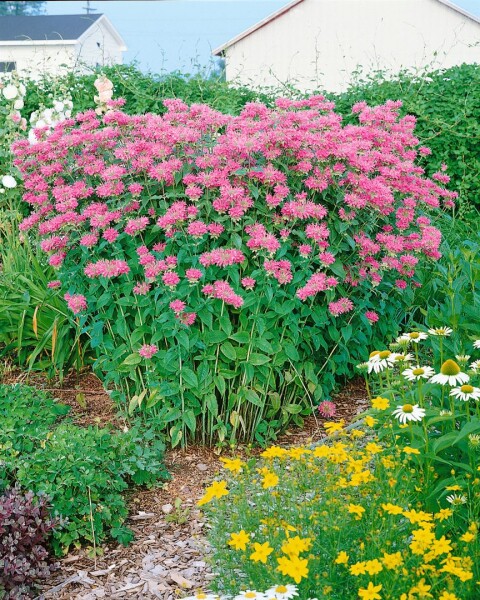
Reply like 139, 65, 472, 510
0, 2, 46, 16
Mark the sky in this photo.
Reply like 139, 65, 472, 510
45, 0, 480, 75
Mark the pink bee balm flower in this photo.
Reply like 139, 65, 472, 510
187, 220, 208, 237
319, 252, 335, 265
241, 277, 256, 290
80, 233, 98, 248
179, 312, 196, 326
103, 228, 119, 243
133, 282, 150, 295
47, 280, 61, 289
64, 292, 87, 315
185, 268, 203, 282
124, 217, 149, 236
84, 259, 130, 278
138, 344, 158, 359
162, 271, 180, 287
170, 299, 186, 314
299, 244, 312, 257
365, 311, 379, 323
318, 400, 336, 418
329, 297, 354, 316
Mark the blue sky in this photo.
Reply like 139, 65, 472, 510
45, 0, 480, 75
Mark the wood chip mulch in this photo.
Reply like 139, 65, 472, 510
3, 369, 368, 599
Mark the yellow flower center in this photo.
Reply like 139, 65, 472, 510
440, 359, 461, 376
409, 332, 420, 339
395, 354, 406, 361
412, 368, 424, 376
275, 587, 288, 593
460, 385, 474, 393
245, 594, 257, 599
369, 350, 380, 359
379, 350, 391, 359
402, 404, 414, 413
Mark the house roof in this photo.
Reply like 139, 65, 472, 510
213, 0, 480, 55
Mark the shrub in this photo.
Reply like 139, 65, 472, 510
13, 97, 455, 446
0, 384, 169, 555
0, 487, 57, 599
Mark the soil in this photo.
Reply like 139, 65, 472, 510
2, 368, 368, 599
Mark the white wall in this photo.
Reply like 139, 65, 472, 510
224, 0, 480, 92
0, 44, 76, 77
75, 19, 124, 71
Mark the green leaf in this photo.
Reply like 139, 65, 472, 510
248, 353, 270, 365
181, 367, 198, 389
214, 375, 226, 396
119, 353, 142, 367
220, 342, 237, 360
284, 343, 300, 362
183, 409, 197, 433
230, 331, 250, 344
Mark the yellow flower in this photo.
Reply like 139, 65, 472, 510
430, 535, 452, 557
276, 554, 309, 583
365, 442, 382, 454
364, 559, 383, 575
261, 446, 288, 459
408, 578, 432, 598
220, 457, 245, 473
281, 535, 312, 557
403, 509, 433, 524
335, 551, 349, 565
324, 420, 345, 435
446, 484, 462, 491
438, 593, 459, 600
371, 396, 390, 410
197, 480, 229, 506
262, 471, 279, 489
364, 415, 377, 427
381, 456, 396, 469
435, 508, 453, 521
313, 445, 330, 458
381, 502, 404, 515
350, 561, 367, 576
403, 446, 421, 455
288, 447, 311, 460
348, 503, 366, 520
358, 581, 382, 600
249, 541, 273, 564
460, 531, 475, 543
350, 429, 365, 438
228, 530, 250, 551
382, 551, 403, 570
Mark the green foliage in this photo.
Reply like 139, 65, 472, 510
0, 384, 169, 555
332, 64, 480, 215
409, 215, 480, 339
0, 237, 87, 380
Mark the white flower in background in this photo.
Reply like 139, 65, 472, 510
2, 83, 18, 100
469, 359, 480, 372
474, 340, 480, 349
265, 585, 298, 599
455, 354, 470, 365
430, 360, 469, 386
397, 331, 428, 344
94, 74, 114, 113
13, 98, 24, 110
182, 594, 222, 600
367, 350, 395, 374
235, 592, 266, 600
446, 493, 467, 505
402, 365, 435, 381
450, 385, 480, 402
392, 403, 426, 424
390, 352, 414, 364
1, 175, 16, 189
428, 326, 453, 337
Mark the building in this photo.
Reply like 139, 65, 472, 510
0, 14, 127, 77
213, 0, 480, 92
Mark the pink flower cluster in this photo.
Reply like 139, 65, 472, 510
138, 344, 158, 359
64, 292, 87, 314
12, 96, 454, 319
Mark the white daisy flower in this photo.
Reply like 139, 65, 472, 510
235, 592, 266, 600
455, 355, 471, 365
450, 384, 480, 402
397, 331, 428, 344
473, 340, 480, 350
390, 352, 414, 363
428, 326, 453, 337
430, 360, 470, 386
468, 433, 480, 449
402, 365, 435, 381
265, 585, 298, 600
469, 359, 480, 372
446, 493, 467, 505
367, 350, 395, 373
183, 594, 221, 600
392, 403, 426, 424
1, 175, 16, 189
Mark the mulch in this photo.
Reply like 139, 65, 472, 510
2, 368, 368, 599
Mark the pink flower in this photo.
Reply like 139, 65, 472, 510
299, 244, 312, 257
199, 248, 245, 268
395, 279, 407, 290
319, 252, 335, 265
185, 268, 203, 282
162, 271, 180, 287
47, 280, 61, 289
124, 217, 149, 236
170, 299, 186, 314
80, 233, 98, 247
138, 344, 158, 359
85, 259, 130, 278
328, 297, 354, 316
64, 292, 87, 314
365, 311, 379, 323
187, 220, 208, 237
179, 312, 196, 326
133, 282, 150, 295
318, 400, 336, 418
264, 260, 292, 284
241, 277, 256, 290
